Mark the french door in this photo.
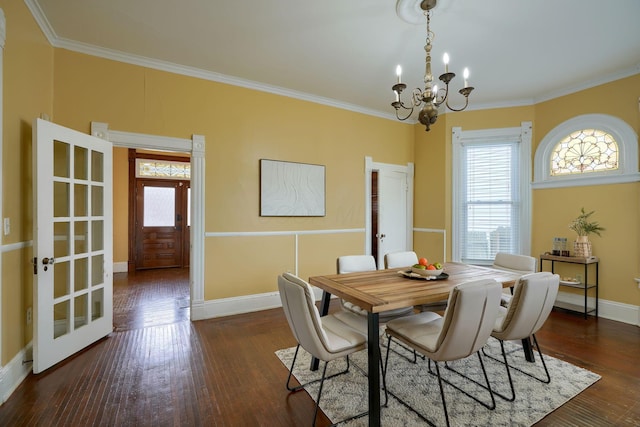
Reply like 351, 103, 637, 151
33, 118, 113, 373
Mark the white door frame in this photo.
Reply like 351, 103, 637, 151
0, 8, 6, 364
364, 156, 414, 260
90, 123, 205, 317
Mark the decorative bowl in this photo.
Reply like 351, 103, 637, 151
411, 267, 443, 276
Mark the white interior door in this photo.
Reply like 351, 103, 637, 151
377, 168, 410, 268
33, 118, 113, 373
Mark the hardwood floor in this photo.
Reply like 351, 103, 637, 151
0, 268, 638, 426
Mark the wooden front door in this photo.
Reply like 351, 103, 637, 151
135, 179, 189, 269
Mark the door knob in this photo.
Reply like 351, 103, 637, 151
42, 257, 55, 271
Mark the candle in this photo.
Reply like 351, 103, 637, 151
463, 67, 470, 87
396, 65, 402, 84
443, 53, 449, 73
395, 90, 399, 102
432, 85, 438, 101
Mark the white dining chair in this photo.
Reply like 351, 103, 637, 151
384, 279, 503, 427
492, 252, 537, 274
384, 251, 448, 313
278, 272, 377, 426
337, 255, 413, 321
383, 250, 419, 268
484, 272, 560, 401
492, 252, 537, 302
338, 255, 417, 367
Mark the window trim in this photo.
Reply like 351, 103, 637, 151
533, 114, 639, 189
452, 122, 532, 263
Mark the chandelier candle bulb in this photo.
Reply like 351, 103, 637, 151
443, 53, 449, 73
463, 67, 469, 88
396, 65, 402, 84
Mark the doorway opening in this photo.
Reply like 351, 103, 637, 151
128, 150, 191, 270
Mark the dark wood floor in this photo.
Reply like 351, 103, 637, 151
0, 268, 638, 426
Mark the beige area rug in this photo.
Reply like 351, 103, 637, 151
275, 338, 600, 426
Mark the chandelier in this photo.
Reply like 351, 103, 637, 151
391, 0, 474, 131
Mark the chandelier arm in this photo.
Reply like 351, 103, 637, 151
443, 94, 471, 112
395, 105, 415, 121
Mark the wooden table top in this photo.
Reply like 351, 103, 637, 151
309, 262, 521, 313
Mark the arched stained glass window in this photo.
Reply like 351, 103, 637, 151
550, 129, 618, 176
533, 114, 638, 189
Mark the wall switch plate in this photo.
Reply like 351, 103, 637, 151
3, 218, 9, 236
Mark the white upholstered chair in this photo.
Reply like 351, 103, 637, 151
485, 272, 560, 401
383, 251, 419, 269
492, 252, 536, 274
385, 251, 448, 312
384, 279, 502, 427
492, 252, 537, 302
278, 272, 375, 426
337, 255, 413, 321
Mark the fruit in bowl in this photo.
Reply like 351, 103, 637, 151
411, 263, 443, 276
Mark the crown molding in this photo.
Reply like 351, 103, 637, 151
24, 0, 640, 123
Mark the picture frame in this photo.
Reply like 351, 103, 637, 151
260, 159, 326, 217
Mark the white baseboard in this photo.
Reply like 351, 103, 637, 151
113, 262, 128, 273
191, 288, 325, 320
0, 342, 32, 404
556, 291, 640, 326
192, 289, 638, 326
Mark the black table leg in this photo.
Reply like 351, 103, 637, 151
310, 290, 333, 371
368, 312, 381, 427
522, 337, 535, 362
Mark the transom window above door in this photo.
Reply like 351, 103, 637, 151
136, 158, 191, 179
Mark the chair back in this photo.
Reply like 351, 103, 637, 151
384, 251, 419, 268
492, 252, 536, 274
278, 273, 333, 361
493, 272, 560, 340
337, 255, 377, 274
432, 279, 502, 361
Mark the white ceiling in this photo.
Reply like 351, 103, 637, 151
27, 0, 640, 121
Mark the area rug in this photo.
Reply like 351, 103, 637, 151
275, 338, 600, 426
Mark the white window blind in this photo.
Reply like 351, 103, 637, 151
460, 141, 520, 263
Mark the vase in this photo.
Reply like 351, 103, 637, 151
573, 235, 592, 257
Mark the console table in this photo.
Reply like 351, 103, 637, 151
539, 254, 599, 319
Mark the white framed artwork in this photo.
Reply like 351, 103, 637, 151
260, 159, 326, 216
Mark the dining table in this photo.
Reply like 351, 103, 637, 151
308, 262, 526, 427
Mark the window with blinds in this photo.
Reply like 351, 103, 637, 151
460, 141, 520, 263
452, 123, 531, 265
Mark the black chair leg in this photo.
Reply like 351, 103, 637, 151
312, 361, 329, 427
287, 345, 352, 392
482, 335, 552, 401
498, 339, 516, 401
433, 361, 451, 427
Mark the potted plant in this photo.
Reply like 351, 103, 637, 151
568, 208, 605, 257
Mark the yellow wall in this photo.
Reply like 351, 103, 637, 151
412, 76, 640, 308
51, 49, 414, 300
1, 0, 54, 364
531, 74, 640, 305
2, 0, 639, 372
